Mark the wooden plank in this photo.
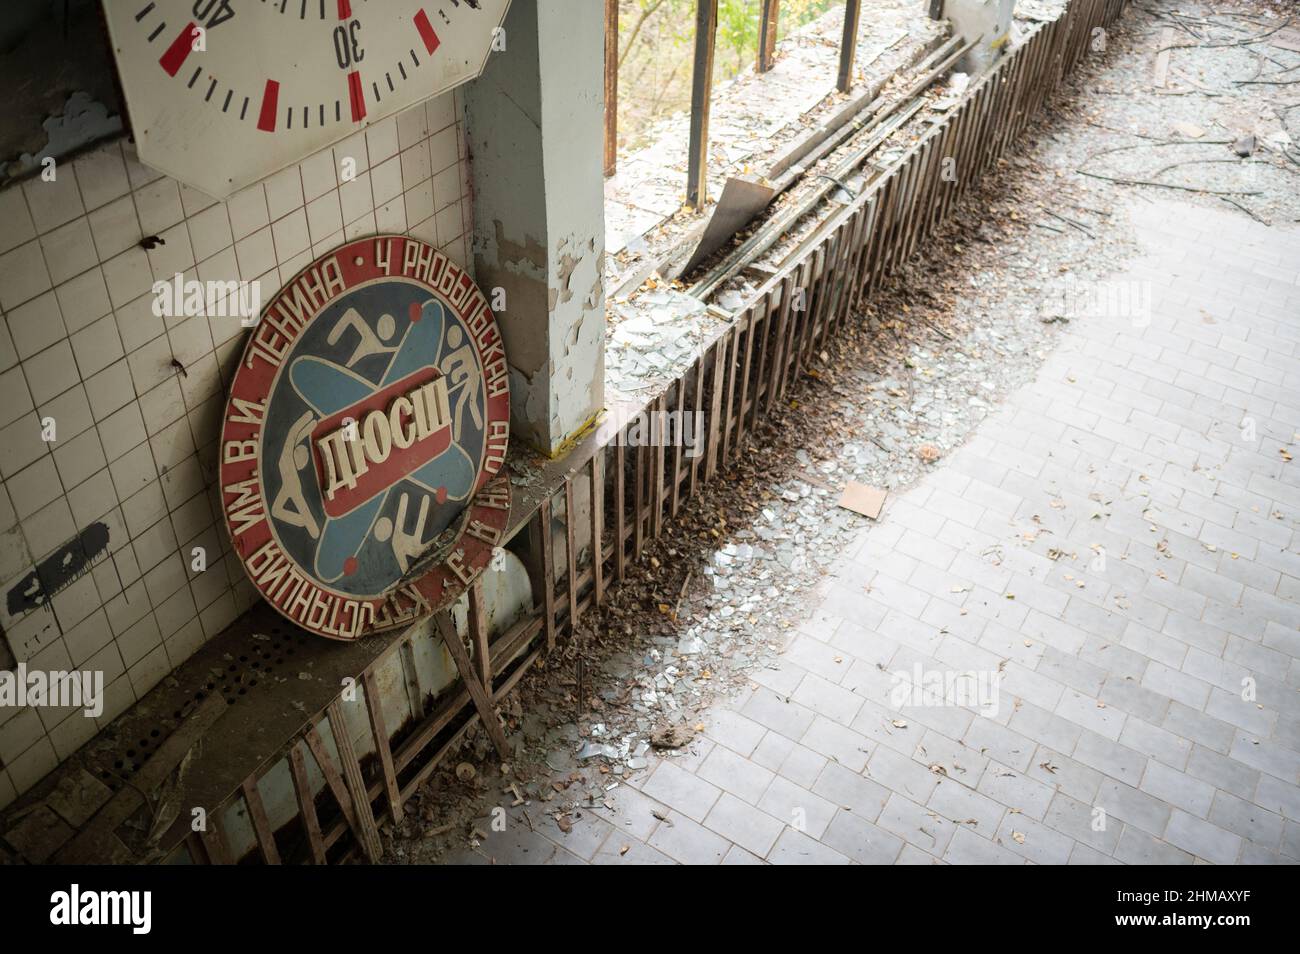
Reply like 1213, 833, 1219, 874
604, 0, 619, 176
287, 741, 328, 864
796, 243, 828, 373
817, 219, 853, 352
241, 775, 281, 865
721, 325, 739, 463
653, 392, 667, 538
849, 199, 878, 314
888, 145, 922, 275
903, 134, 937, 263
468, 580, 492, 687
633, 442, 646, 558
828, 208, 865, 333
686, 0, 719, 208
325, 700, 383, 863
564, 478, 580, 629
302, 724, 361, 837
768, 274, 794, 414
590, 450, 606, 604
434, 612, 510, 762
535, 497, 557, 650
735, 305, 757, 450
362, 669, 403, 825
750, 289, 775, 430
670, 378, 685, 517
689, 353, 705, 495
779, 261, 811, 403
705, 332, 727, 480
614, 444, 627, 580
758, 0, 780, 73
837, 0, 863, 93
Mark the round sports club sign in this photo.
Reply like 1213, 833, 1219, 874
219, 235, 511, 640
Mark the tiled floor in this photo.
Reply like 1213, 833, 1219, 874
463, 197, 1300, 865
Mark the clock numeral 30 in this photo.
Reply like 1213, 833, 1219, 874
334, 20, 365, 70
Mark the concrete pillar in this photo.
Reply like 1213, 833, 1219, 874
464, 0, 607, 457
942, 0, 1015, 75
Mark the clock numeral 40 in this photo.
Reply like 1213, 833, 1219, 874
334, 20, 365, 70
192, 0, 235, 30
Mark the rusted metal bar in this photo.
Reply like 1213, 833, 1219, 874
604, 0, 619, 177
686, 0, 719, 208
758, 0, 780, 73
837, 0, 863, 93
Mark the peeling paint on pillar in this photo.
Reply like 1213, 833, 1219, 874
464, 0, 607, 457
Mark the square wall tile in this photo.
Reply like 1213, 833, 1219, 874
22, 170, 84, 233
6, 456, 62, 520
52, 428, 107, 491
40, 218, 97, 285
0, 240, 53, 311
71, 314, 125, 379
72, 143, 131, 211
226, 183, 269, 241
23, 340, 79, 405
0, 186, 37, 255
0, 365, 34, 428
55, 267, 112, 334
6, 291, 66, 361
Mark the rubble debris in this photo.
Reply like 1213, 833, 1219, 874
649, 723, 696, 750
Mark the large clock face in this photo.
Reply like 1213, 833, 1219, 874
102, 0, 510, 197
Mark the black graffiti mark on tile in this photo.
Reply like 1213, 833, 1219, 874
6, 522, 111, 618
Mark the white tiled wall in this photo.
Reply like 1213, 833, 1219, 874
0, 90, 474, 810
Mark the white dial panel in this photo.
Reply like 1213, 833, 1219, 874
103, 0, 509, 197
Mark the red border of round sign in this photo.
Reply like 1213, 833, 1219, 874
218, 235, 510, 641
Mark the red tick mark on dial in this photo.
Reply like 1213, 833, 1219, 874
414, 9, 440, 55
159, 22, 200, 77
257, 79, 280, 132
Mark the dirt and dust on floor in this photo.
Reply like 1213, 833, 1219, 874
386, 0, 1298, 863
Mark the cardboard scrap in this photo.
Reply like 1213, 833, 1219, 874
838, 481, 887, 519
